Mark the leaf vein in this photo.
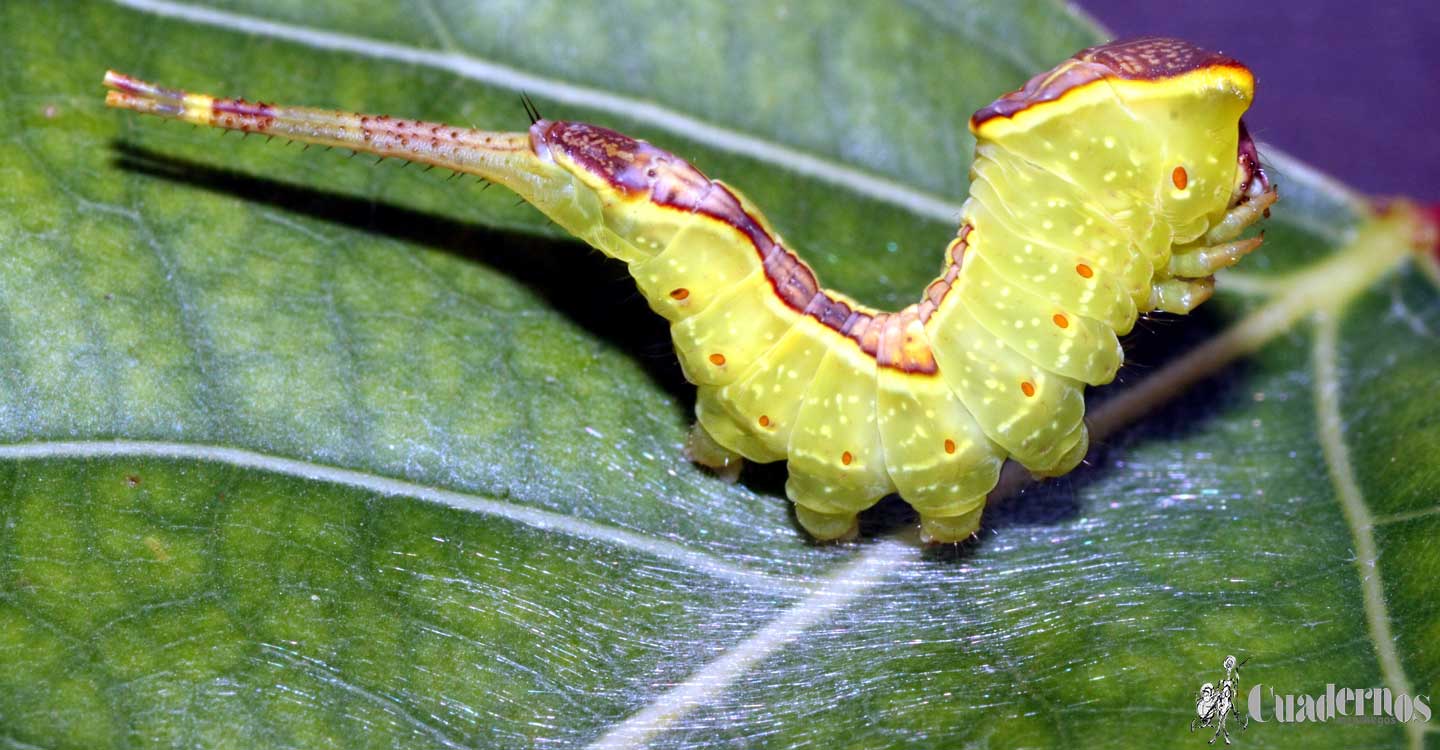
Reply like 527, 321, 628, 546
0, 440, 801, 596
1311, 312, 1422, 750
111, 0, 962, 223
587, 538, 913, 749
1374, 505, 1440, 527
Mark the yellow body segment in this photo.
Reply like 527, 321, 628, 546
967, 155, 1140, 331
973, 68, 1254, 290
959, 251, 1124, 386
633, 209, 763, 321
876, 359, 1003, 518
696, 321, 832, 463
784, 345, 894, 520
548, 164, 692, 265
669, 269, 800, 386
103, 36, 1274, 543
972, 143, 1158, 311
928, 294, 1087, 474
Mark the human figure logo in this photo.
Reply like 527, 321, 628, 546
1191, 655, 1249, 745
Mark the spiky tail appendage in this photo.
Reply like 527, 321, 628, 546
101, 71, 608, 237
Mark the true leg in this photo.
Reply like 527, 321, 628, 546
1169, 236, 1264, 277
1154, 184, 1277, 313
1205, 187, 1278, 245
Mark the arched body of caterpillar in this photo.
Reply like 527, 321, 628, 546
103, 36, 1275, 543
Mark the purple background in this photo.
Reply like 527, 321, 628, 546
1079, 1, 1440, 201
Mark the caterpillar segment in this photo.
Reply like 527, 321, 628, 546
966, 147, 1143, 332
104, 35, 1275, 544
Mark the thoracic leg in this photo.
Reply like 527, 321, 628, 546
685, 421, 744, 483
1169, 236, 1264, 277
1151, 184, 1277, 314
1205, 186, 1278, 244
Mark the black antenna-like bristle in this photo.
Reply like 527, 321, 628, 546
519, 92, 541, 125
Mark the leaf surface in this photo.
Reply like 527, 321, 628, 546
1, 1, 1436, 748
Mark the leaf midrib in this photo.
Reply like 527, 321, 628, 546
0, 440, 801, 596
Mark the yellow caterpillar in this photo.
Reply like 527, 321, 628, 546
104, 36, 1275, 543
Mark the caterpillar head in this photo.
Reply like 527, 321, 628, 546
1234, 118, 1271, 207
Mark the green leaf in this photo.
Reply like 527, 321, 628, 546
2, 1, 1437, 748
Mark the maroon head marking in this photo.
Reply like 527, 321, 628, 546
532, 120, 955, 374
1080, 37, 1245, 81
537, 120, 710, 203
971, 36, 1249, 128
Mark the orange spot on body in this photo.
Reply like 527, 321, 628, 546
1021, 381, 1036, 397
670, 288, 690, 300
709, 353, 726, 366
944, 439, 957, 455
1172, 166, 1188, 190
758, 415, 770, 427
841, 451, 853, 466
1053, 313, 1069, 328
1076, 263, 1093, 278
